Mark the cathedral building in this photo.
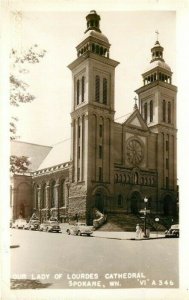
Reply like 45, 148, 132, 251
11, 10, 178, 224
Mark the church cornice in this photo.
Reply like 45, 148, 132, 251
123, 127, 150, 136
32, 161, 71, 178
76, 35, 111, 51
135, 80, 177, 94
68, 51, 119, 70
71, 103, 115, 119
149, 124, 177, 133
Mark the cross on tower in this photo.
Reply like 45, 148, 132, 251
155, 30, 159, 41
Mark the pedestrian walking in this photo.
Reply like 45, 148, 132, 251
136, 224, 142, 239
75, 213, 79, 222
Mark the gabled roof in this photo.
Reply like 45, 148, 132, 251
122, 109, 149, 131
11, 140, 52, 172
38, 138, 71, 170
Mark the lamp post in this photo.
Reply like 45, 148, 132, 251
143, 197, 148, 238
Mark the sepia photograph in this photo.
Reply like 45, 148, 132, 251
1, 1, 189, 300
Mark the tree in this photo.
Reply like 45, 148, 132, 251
10, 155, 31, 174
10, 44, 46, 173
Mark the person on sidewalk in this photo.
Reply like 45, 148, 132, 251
136, 224, 142, 239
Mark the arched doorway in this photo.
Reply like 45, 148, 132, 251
163, 195, 175, 216
19, 203, 25, 218
130, 191, 141, 214
95, 192, 104, 213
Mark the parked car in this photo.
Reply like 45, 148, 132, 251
12, 219, 27, 229
39, 220, 61, 233
28, 219, 40, 230
23, 222, 30, 230
66, 223, 93, 236
165, 224, 179, 238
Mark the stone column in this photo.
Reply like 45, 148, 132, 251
66, 182, 70, 208
11, 186, 18, 221
37, 186, 41, 209
54, 183, 59, 208
45, 184, 50, 219
75, 118, 78, 181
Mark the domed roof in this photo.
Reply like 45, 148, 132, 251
83, 29, 109, 44
144, 59, 171, 74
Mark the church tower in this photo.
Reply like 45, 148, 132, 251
68, 10, 119, 223
135, 36, 178, 215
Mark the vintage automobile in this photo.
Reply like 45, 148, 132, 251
28, 219, 40, 230
66, 222, 93, 236
12, 219, 27, 229
165, 224, 179, 238
39, 220, 61, 233
23, 222, 30, 230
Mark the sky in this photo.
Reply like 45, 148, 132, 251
10, 10, 176, 146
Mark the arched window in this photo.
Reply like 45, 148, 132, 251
60, 179, 65, 207
163, 100, 166, 122
95, 75, 100, 102
99, 124, 103, 137
77, 79, 80, 105
96, 44, 99, 54
100, 47, 103, 55
81, 76, 85, 102
134, 172, 138, 185
51, 181, 56, 208
144, 103, 147, 122
103, 78, 107, 104
150, 100, 153, 122
123, 174, 126, 183
114, 174, 118, 183
168, 102, 171, 123
119, 174, 122, 183
92, 43, 95, 52
118, 195, 123, 207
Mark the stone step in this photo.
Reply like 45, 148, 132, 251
96, 213, 173, 232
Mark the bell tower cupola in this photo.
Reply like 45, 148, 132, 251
135, 33, 177, 129
85, 10, 101, 33
76, 10, 111, 59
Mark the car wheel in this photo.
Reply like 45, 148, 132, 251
67, 229, 70, 235
78, 230, 81, 236
87, 234, 91, 236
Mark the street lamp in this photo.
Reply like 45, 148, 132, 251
143, 197, 148, 238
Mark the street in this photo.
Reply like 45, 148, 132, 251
10, 229, 178, 289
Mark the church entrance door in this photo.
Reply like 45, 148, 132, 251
130, 191, 141, 214
163, 195, 175, 216
95, 192, 104, 213
19, 203, 25, 218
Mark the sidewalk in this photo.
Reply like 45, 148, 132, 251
60, 223, 164, 240
92, 231, 164, 240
